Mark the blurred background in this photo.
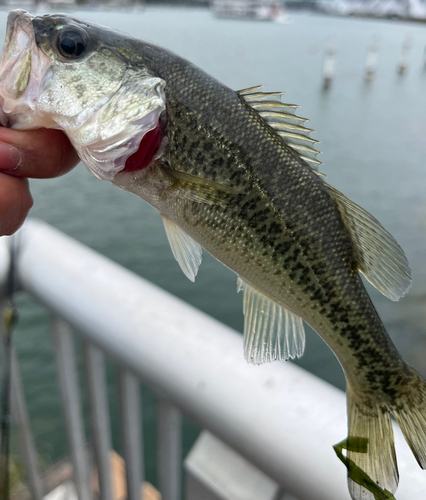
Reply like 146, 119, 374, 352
0, 0, 425, 495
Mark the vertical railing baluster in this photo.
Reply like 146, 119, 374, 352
118, 368, 143, 500
51, 316, 92, 500
83, 342, 114, 500
10, 348, 43, 499
0, 300, 43, 500
157, 398, 182, 500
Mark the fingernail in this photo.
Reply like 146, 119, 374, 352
0, 142, 21, 172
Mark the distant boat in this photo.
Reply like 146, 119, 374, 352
317, 0, 426, 20
5, 0, 76, 6
211, 0, 288, 22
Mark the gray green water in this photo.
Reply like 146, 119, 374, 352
1, 6, 426, 487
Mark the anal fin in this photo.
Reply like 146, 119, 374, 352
237, 278, 305, 364
162, 216, 202, 282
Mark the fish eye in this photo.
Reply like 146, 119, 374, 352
57, 29, 87, 59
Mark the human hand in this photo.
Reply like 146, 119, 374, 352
0, 127, 79, 236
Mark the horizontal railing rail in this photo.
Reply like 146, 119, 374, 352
0, 219, 424, 500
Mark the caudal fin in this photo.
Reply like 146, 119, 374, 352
345, 368, 426, 500
346, 384, 399, 500
392, 368, 426, 469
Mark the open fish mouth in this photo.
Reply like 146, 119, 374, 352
0, 10, 52, 128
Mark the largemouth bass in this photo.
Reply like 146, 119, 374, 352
0, 10, 424, 499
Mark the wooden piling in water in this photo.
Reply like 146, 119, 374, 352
365, 36, 379, 82
397, 36, 412, 75
322, 39, 336, 90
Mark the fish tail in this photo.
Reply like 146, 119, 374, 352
345, 382, 398, 500
391, 367, 426, 469
346, 367, 426, 499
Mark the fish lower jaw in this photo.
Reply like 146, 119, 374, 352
0, 10, 52, 128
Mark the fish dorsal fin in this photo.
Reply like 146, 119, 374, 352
326, 186, 411, 301
237, 278, 306, 364
237, 86, 323, 176
162, 215, 202, 282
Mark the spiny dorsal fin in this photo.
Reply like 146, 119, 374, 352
237, 86, 323, 175
326, 185, 411, 301
162, 215, 202, 282
237, 278, 305, 364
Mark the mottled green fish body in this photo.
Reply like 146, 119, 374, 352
118, 50, 404, 388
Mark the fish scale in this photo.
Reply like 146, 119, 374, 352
0, 11, 425, 499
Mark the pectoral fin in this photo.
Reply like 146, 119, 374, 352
327, 185, 411, 301
166, 168, 243, 206
237, 278, 306, 364
162, 216, 202, 282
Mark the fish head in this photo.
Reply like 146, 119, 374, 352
0, 10, 166, 180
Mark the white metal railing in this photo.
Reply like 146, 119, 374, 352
0, 219, 424, 500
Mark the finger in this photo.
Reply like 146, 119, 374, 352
0, 127, 80, 179
0, 174, 33, 236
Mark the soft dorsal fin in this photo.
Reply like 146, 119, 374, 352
237, 278, 306, 364
237, 86, 323, 176
162, 215, 202, 282
326, 185, 411, 301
